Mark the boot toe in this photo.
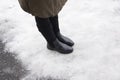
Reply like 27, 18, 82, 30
63, 36, 74, 46
47, 39, 73, 54
57, 42, 73, 53
57, 32, 74, 46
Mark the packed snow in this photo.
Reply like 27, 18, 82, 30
0, 0, 120, 80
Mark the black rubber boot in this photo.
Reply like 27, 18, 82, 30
49, 15, 74, 46
47, 39, 73, 54
35, 16, 56, 47
35, 16, 73, 54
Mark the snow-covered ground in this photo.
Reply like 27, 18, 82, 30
0, 0, 120, 80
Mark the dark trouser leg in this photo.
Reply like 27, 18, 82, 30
35, 16, 56, 47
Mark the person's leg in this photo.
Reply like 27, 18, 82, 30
35, 16, 73, 54
49, 15, 74, 46
49, 15, 60, 34
35, 16, 56, 47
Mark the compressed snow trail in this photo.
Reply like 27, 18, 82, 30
1, 0, 120, 80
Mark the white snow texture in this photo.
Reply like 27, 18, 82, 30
0, 0, 120, 80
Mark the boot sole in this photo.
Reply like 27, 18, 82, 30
47, 44, 73, 54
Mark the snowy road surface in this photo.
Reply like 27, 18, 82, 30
0, 0, 120, 80
0, 40, 26, 80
